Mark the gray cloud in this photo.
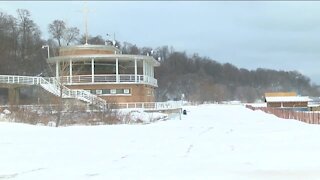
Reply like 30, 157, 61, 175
2, 1, 320, 84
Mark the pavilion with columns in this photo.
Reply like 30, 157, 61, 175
47, 44, 160, 103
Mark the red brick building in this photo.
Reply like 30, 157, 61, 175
47, 44, 160, 103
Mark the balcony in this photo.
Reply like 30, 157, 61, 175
60, 74, 158, 87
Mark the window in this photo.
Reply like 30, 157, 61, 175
147, 89, 154, 96
116, 89, 124, 94
110, 89, 116, 94
102, 89, 110, 94
88, 89, 131, 95
124, 89, 130, 94
96, 90, 102, 95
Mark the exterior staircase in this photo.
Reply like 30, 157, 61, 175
0, 75, 183, 111
0, 75, 107, 108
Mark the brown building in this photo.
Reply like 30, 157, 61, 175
47, 44, 160, 103
264, 92, 310, 108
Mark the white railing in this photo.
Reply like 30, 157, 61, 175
0, 75, 180, 111
0, 75, 39, 85
113, 101, 183, 110
61, 74, 158, 87
0, 75, 107, 108
0, 101, 183, 112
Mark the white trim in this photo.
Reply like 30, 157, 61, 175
48, 54, 160, 66
61, 74, 158, 87
98, 94, 132, 97
266, 96, 311, 102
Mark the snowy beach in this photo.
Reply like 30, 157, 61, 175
1, 104, 320, 180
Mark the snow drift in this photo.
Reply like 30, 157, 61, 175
1, 104, 320, 180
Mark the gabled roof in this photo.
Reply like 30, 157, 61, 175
265, 96, 311, 103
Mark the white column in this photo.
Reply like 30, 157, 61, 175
147, 62, 150, 76
151, 64, 154, 77
142, 60, 146, 83
145, 62, 148, 76
116, 58, 119, 83
69, 59, 73, 84
149, 63, 151, 76
143, 60, 146, 76
91, 58, 94, 83
56, 61, 59, 79
134, 58, 137, 83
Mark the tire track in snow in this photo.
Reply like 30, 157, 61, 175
0, 168, 45, 179
184, 127, 214, 157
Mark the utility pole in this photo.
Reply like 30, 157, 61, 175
82, 2, 90, 45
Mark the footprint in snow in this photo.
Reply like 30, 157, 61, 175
85, 173, 100, 177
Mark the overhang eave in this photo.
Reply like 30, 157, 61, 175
47, 54, 160, 66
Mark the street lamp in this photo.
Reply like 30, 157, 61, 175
42, 45, 50, 59
106, 33, 116, 46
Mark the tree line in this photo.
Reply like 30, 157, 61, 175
0, 9, 46, 75
0, 9, 319, 104
154, 52, 320, 103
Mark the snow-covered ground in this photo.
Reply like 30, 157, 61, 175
1, 104, 320, 180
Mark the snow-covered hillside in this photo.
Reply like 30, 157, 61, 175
1, 104, 320, 180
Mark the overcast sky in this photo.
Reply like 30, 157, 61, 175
2, 1, 320, 84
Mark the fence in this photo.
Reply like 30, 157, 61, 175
246, 105, 320, 124
0, 101, 183, 112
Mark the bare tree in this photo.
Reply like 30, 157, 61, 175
16, 9, 34, 61
0, 12, 17, 73
48, 20, 66, 47
15, 9, 44, 75
55, 61, 70, 127
63, 27, 79, 46
78, 34, 105, 45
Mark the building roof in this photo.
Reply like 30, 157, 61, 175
265, 92, 297, 97
47, 54, 160, 66
60, 44, 120, 52
47, 44, 160, 66
265, 96, 311, 103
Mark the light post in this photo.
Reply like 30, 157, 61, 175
106, 33, 116, 46
42, 45, 50, 58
